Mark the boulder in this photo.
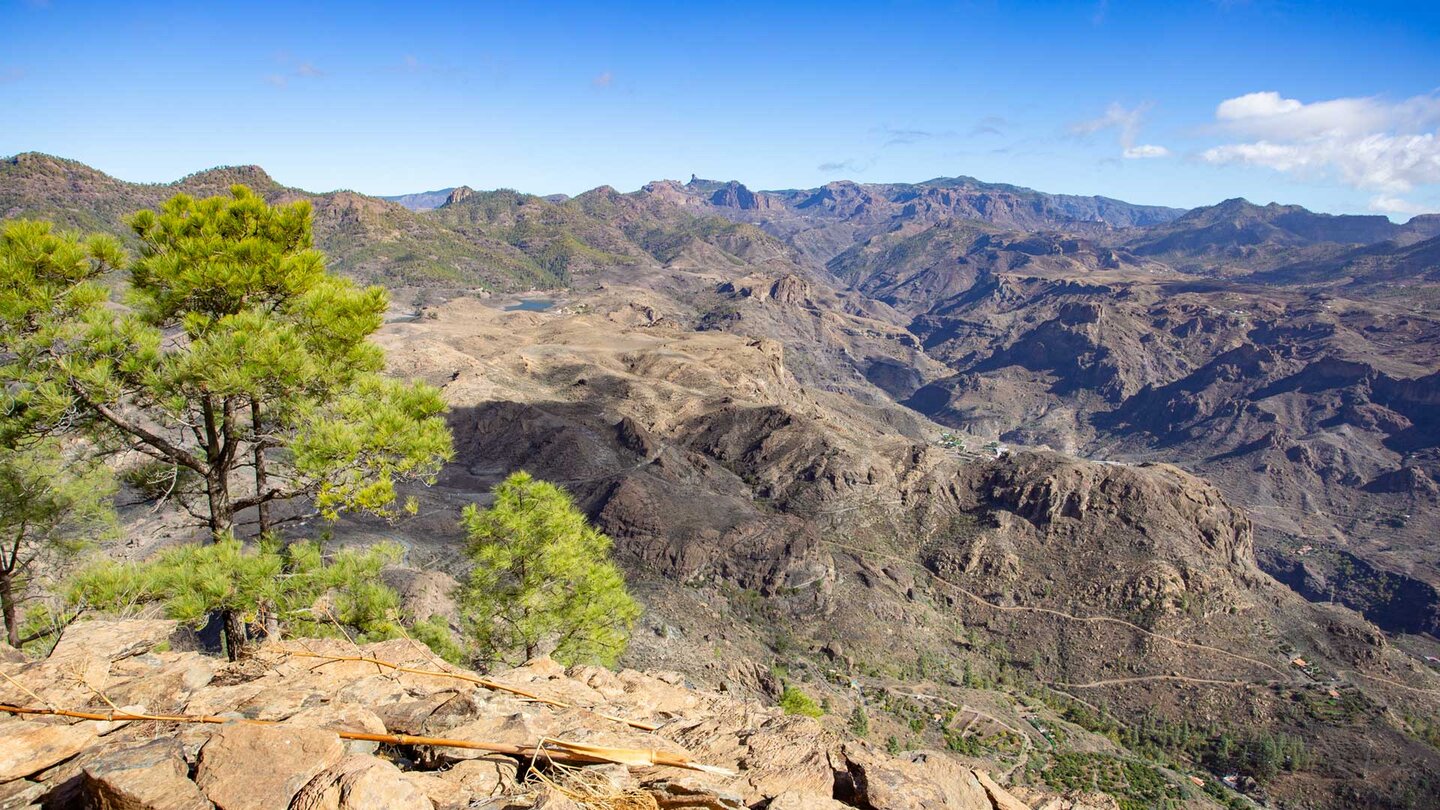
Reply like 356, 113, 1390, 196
411, 699, 554, 768
902, 751, 993, 810
49, 621, 178, 665
194, 725, 345, 810
530, 787, 583, 809
974, 770, 1032, 810
644, 778, 746, 809
0, 720, 98, 782
79, 739, 212, 810
767, 791, 851, 809
287, 755, 433, 810
372, 692, 484, 737
724, 716, 835, 803
840, 745, 951, 810
280, 706, 387, 755
381, 568, 459, 625
397, 772, 468, 810
94, 655, 200, 715
233, 685, 328, 721
430, 757, 518, 800
0, 779, 46, 809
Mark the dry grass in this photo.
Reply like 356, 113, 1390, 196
528, 761, 660, 810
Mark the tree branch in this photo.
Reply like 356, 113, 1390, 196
232, 487, 303, 513
73, 386, 207, 474
16, 608, 83, 646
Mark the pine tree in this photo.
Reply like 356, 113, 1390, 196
458, 472, 640, 667
0, 220, 121, 443
4, 188, 454, 657
0, 220, 123, 648
849, 704, 870, 737
68, 536, 405, 647
0, 439, 116, 647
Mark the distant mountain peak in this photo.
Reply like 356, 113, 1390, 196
442, 186, 474, 207
6, 151, 98, 171
175, 164, 279, 191
380, 187, 459, 211
705, 180, 770, 210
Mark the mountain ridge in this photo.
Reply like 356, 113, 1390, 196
7, 153, 1440, 808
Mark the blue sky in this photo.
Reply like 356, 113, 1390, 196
2, 0, 1438, 217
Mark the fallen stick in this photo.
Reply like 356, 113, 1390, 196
273, 647, 661, 732
0, 704, 732, 776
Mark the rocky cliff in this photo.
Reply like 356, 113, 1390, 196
0, 620, 1068, 810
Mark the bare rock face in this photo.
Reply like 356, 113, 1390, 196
723, 716, 836, 802
79, 739, 211, 810
380, 568, 460, 625
428, 756, 517, 803
768, 792, 852, 810
0, 721, 98, 782
47, 620, 179, 665
0, 620, 182, 711
0, 621, 1046, 810
901, 753, 995, 810
1365, 465, 1439, 496
288, 755, 434, 810
0, 641, 23, 664
0, 779, 47, 808
838, 744, 992, 810
964, 452, 1255, 567
280, 705, 388, 756
442, 186, 474, 207
410, 699, 556, 768
195, 725, 345, 810
706, 181, 773, 211
975, 771, 1040, 810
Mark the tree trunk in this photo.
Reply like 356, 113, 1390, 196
201, 394, 232, 541
223, 610, 248, 662
262, 604, 279, 641
1, 570, 18, 649
205, 471, 233, 540
251, 401, 271, 536
202, 441, 244, 659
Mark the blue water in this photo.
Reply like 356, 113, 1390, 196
504, 299, 555, 312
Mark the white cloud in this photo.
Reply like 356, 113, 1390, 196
1203, 91, 1440, 193
1072, 102, 1171, 160
1369, 194, 1434, 217
1073, 102, 1144, 141
1214, 91, 1440, 139
1216, 91, 1303, 123
1123, 144, 1170, 159
592, 71, 614, 89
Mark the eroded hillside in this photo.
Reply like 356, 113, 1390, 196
8, 157, 1440, 808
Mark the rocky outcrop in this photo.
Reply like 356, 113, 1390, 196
442, 186, 475, 207
706, 182, 774, 211
79, 739, 212, 810
0, 721, 98, 782
965, 452, 1255, 567
289, 755, 434, 810
0, 621, 1038, 810
195, 725, 347, 810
